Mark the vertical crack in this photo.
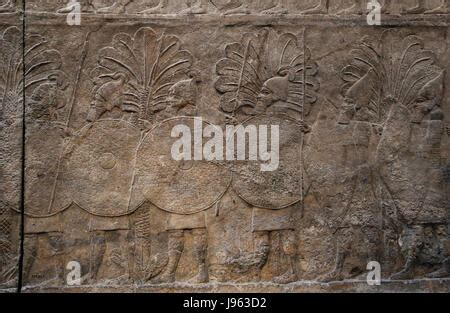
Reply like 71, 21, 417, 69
17, 0, 26, 294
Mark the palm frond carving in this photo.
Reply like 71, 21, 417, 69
91, 27, 194, 121
215, 30, 319, 119
341, 30, 444, 124
1, 27, 64, 120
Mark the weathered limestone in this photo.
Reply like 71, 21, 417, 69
0, 0, 448, 292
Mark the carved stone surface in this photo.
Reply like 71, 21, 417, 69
0, 12, 23, 291
0, 1, 449, 292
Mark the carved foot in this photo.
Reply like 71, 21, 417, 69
425, 5, 449, 14
337, 5, 364, 15
425, 267, 449, 279
318, 270, 344, 283
300, 4, 328, 14
223, 5, 249, 15
97, 5, 126, 14
141, 4, 167, 14
181, 6, 207, 15
262, 4, 288, 15
404, 6, 426, 14
187, 267, 208, 284
227, 254, 262, 273
273, 271, 296, 284
152, 271, 175, 284
390, 268, 414, 280
57, 6, 74, 14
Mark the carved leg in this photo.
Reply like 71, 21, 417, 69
404, 0, 426, 14
301, 0, 328, 14
337, 0, 364, 15
141, 0, 168, 14
426, 225, 449, 278
88, 231, 106, 283
227, 231, 270, 281
153, 230, 184, 283
23, 234, 39, 284
48, 232, 65, 285
97, 0, 133, 14
188, 228, 208, 283
319, 249, 347, 282
83, 0, 97, 13
426, 258, 449, 278
319, 228, 352, 282
425, 0, 449, 14
223, 0, 250, 15
262, 0, 288, 14
273, 230, 297, 284
381, 0, 392, 14
390, 226, 423, 280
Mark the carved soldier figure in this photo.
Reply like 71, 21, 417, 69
24, 72, 70, 285
380, 74, 449, 280
84, 72, 138, 283
215, 31, 320, 283
151, 73, 210, 284
319, 74, 383, 282
328, 31, 448, 282
80, 28, 212, 284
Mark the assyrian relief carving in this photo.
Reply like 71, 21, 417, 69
32, 28, 197, 218
313, 30, 448, 282
27, 0, 450, 15
214, 30, 319, 283
1, 26, 25, 286
2, 0, 450, 292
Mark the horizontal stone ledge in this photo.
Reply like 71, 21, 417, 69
20, 278, 450, 293
23, 12, 450, 27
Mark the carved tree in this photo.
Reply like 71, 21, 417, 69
91, 27, 194, 122
341, 31, 444, 124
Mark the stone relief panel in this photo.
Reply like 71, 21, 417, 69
0, 1, 448, 293
0, 17, 23, 291
302, 27, 448, 282
24, 0, 450, 15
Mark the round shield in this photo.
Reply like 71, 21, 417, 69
231, 114, 304, 209
52, 119, 142, 217
130, 117, 231, 215
25, 121, 71, 216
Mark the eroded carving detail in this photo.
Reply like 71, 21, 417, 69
215, 29, 319, 283
319, 30, 447, 282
